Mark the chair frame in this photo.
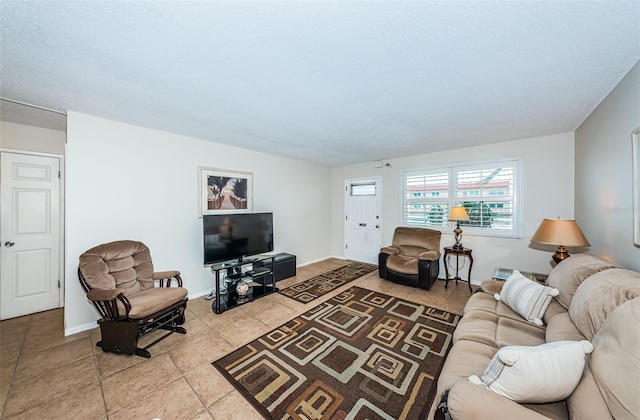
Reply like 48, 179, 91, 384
78, 269, 187, 358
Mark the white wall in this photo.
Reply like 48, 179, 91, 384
65, 112, 332, 334
331, 133, 576, 283
575, 60, 640, 271
0, 121, 66, 155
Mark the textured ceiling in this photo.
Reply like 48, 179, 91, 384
1, 1, 639, 166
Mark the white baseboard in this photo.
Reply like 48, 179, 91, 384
65, 320, 98, 337
297, 255, 341, 267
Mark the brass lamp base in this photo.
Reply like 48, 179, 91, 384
552, 246, 570, 264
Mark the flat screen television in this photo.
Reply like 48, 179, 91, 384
203, 212, 274, 265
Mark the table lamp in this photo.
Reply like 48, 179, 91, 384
531, 217, 590, 263
448, 206, 470, 250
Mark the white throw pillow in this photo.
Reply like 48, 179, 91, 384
495, 270, 559, 325
468, 340, 593, 403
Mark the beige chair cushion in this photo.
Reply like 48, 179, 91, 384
125, 287, 188, 319
79, 240, 154, 297
391, 226, 441, 251
589, 297, 640, 419
569, 268, 640, 340
546, 254, 616, 309
386, 254, 419, 274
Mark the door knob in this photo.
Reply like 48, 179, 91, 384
376, 225, 379, 228
4, 241, 15, 247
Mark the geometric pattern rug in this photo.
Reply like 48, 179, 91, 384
212, 286, 460, 419
278, 261, 378, 304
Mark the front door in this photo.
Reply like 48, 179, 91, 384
1, 152, 62, 319
345, 178, 381, 264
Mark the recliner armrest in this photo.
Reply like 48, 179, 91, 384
418, 250, 440, 260
87, 288, 125, 302
447, 381, 551, 420
380, 246, 400, 255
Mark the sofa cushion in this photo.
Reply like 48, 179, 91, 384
454, 309, 546, 348
447, 381, 569, 420
437, 339, 497, 395
565, 362, 613, 420
542, 298, 567, 325
589, 297, 640, 419
546, 254, 616, 309
497, 271, 559, 326
545, 312, 586, 343
463, 292, 524, 322
469, 340, 593, 403
569, 268, 640, 340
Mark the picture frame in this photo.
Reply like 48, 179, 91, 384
633, 128, 640, 246
198, 167, 253, 218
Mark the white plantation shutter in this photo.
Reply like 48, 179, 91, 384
402, 160, 520, 238
403, 168, 449, 227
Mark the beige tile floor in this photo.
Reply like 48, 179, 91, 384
0, 258, 474, 419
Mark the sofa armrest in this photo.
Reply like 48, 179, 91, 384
447, 381, 551, 420
418, 250, 441, 261
380, 246, 399, 255
478, 279, 505, 296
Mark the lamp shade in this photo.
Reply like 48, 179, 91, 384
448, 206, 470, 222
531, 218, 591, 247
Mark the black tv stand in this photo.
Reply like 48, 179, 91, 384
210, 254, 278, 314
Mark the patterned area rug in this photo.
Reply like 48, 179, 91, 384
279, 261, 378, 303
212, 286, 459, 419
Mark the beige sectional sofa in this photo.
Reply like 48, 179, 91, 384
436, 254, 640, 419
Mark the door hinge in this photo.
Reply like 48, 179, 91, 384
345, 215, 348, 220
345, 244, 348, 249
58, 170, 61, 178
58, 279, 61, 288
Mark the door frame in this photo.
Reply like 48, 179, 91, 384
0, 149, 65, 313
344, 177, 382, 262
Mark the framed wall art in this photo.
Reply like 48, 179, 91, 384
633, 128, 640, 246
198, 167, 253, 217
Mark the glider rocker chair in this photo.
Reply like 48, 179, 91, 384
78, 240, 188, 358
379, 227, 441, 290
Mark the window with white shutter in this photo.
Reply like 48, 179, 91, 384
401, 160, 520, 238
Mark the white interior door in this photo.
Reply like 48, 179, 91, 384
345, 178, 381, 264
1, 152, 62, 319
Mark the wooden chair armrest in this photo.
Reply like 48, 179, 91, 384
87, 288, 125, 301
153, 271, 183, 287
86, 289, 131, 320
